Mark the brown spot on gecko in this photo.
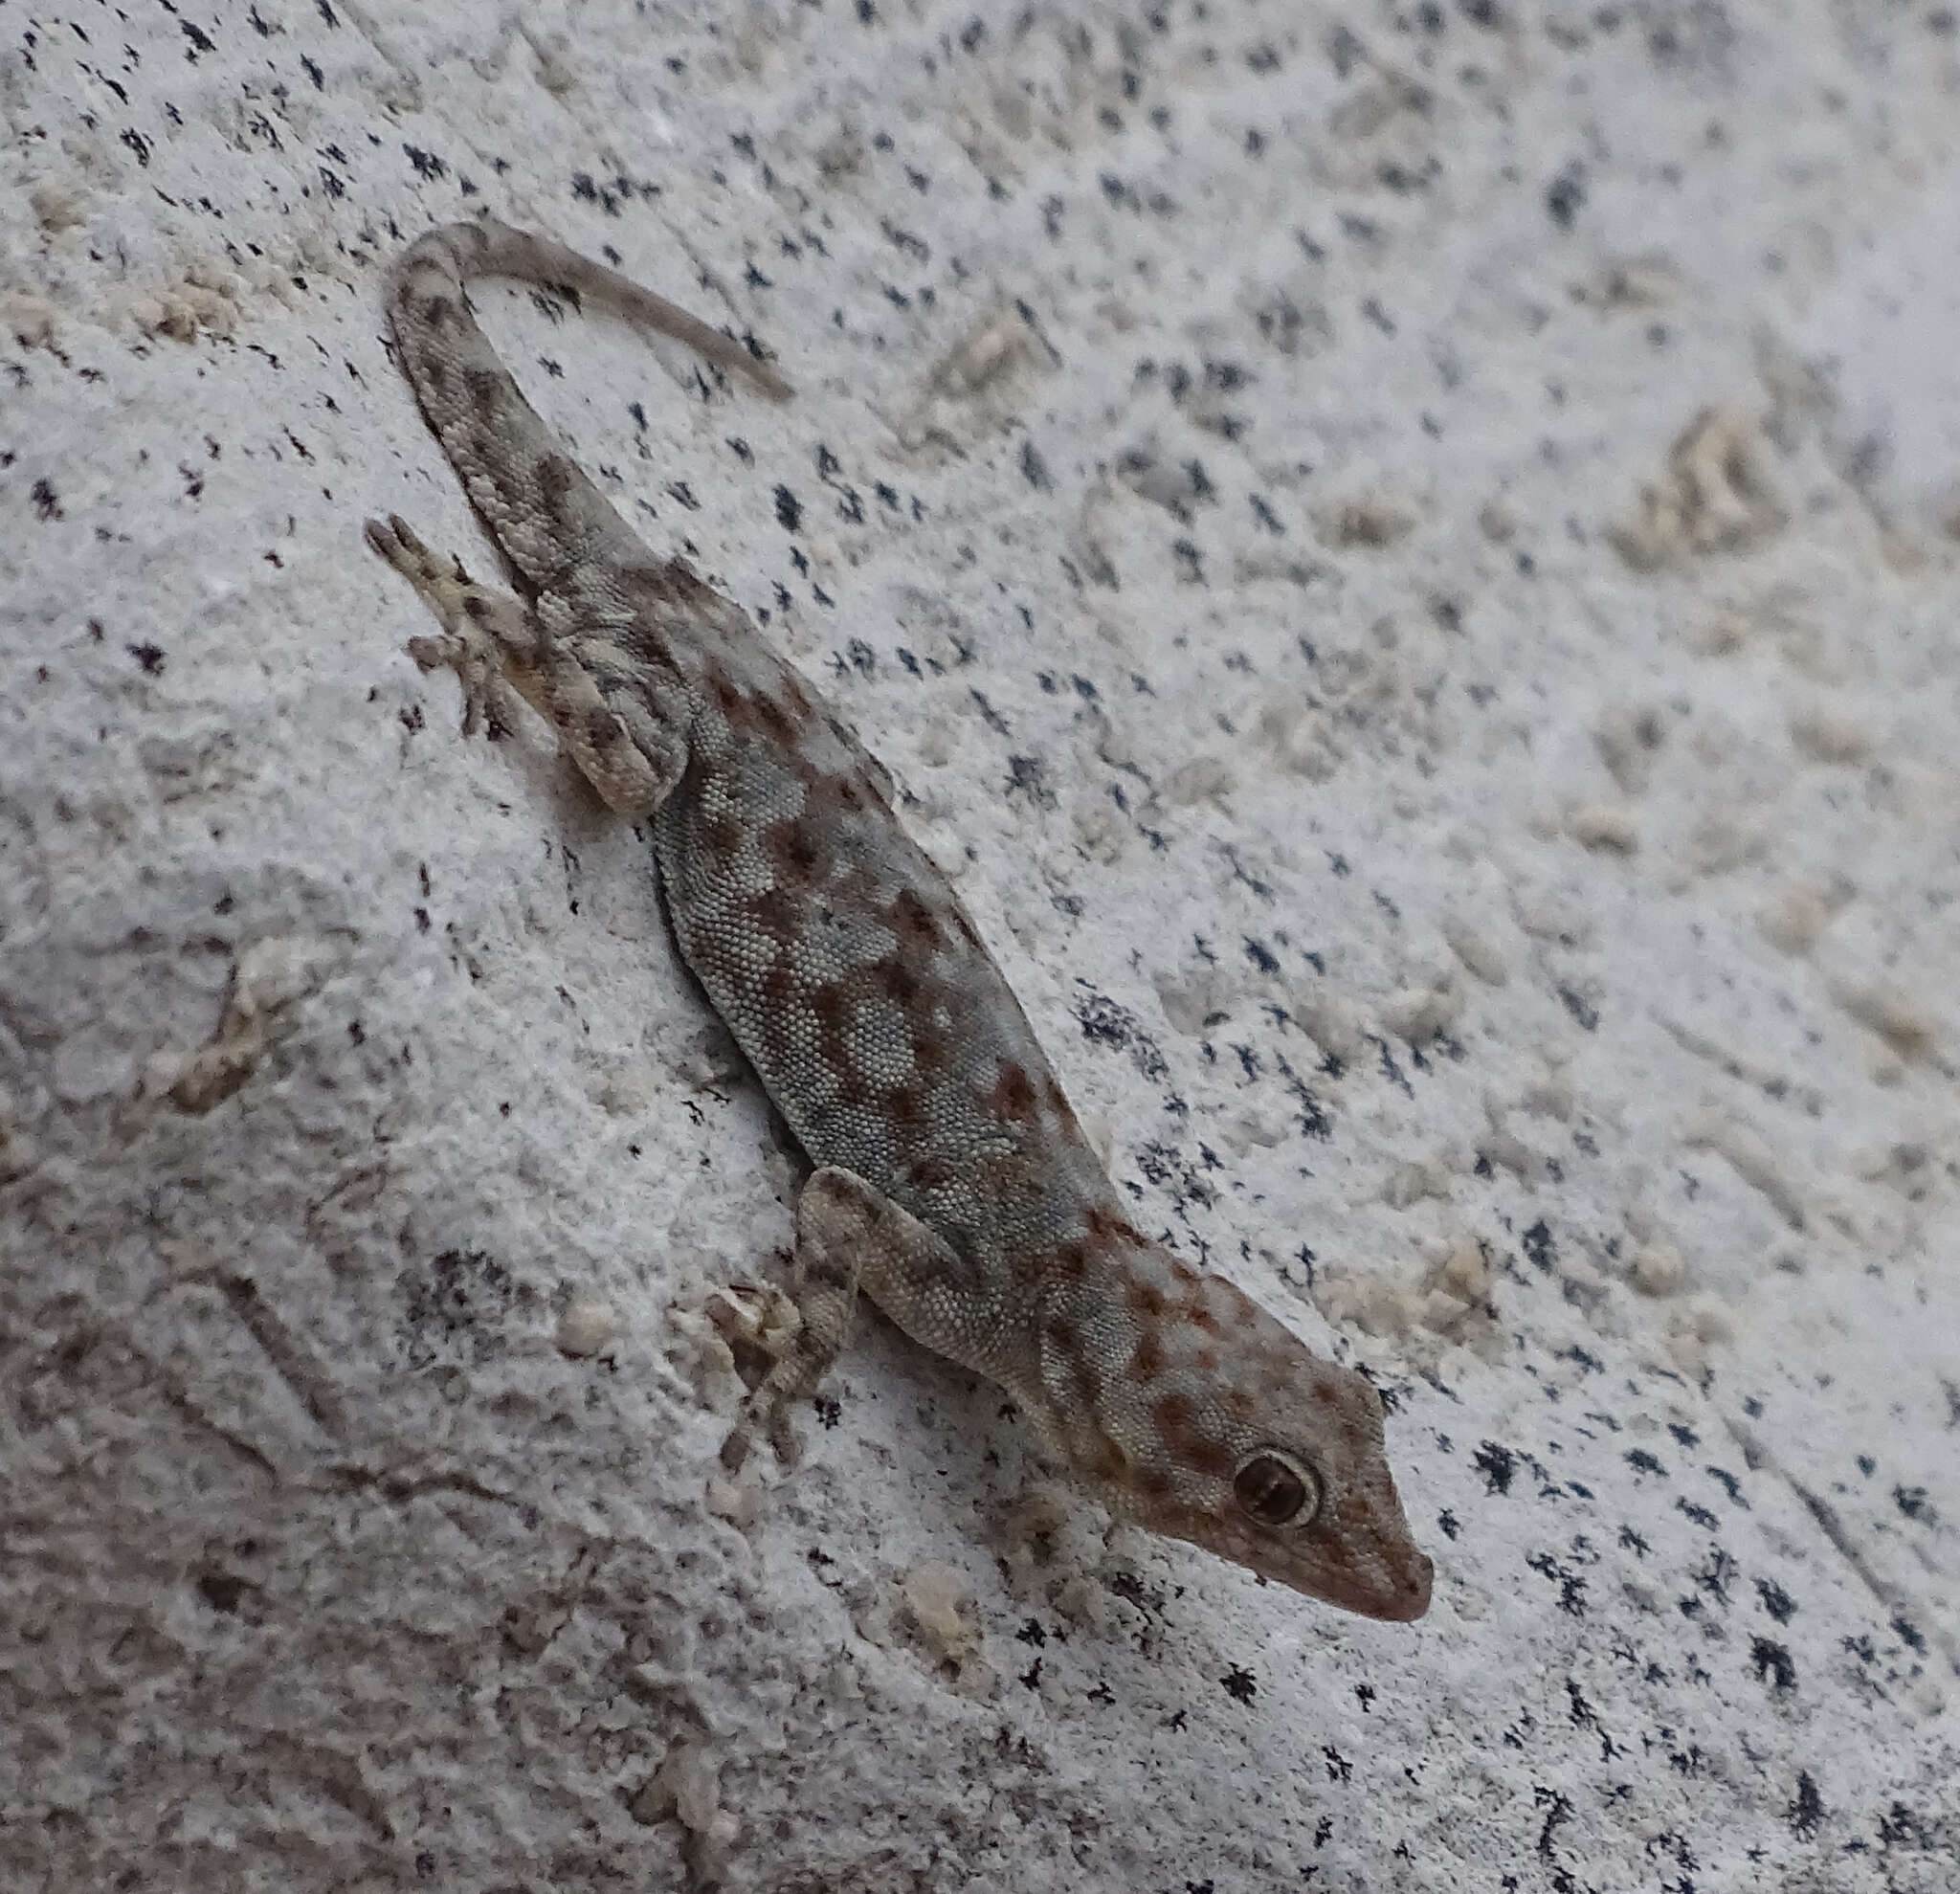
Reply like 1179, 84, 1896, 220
874, 954, 923, 1007
1151, 1394, 1235, 1480
1180, 1297, 1222, 1335
990, 1060, 1038, 1123
1023, 1237, 1086, 1288
1126, 1279, 1168, 1318
888, 887, 944, 951
582, 705, 624, 753
1050, 1323, 1102, 1416
745, 885, 802, 949
417, 352, 450, 397
1086, 1438, 1128, 1483
906, 1027, 949, 1081
1082, 1204, 1140, 1252
765, 815, 823, 882
1129, 1330, 1167, 1382
809, 982, 849, 1032
751, 689, 807, 748
760, 955, 799, 1013
463, 366, 506, 412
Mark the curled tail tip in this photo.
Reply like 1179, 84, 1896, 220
748, 358, 794, 402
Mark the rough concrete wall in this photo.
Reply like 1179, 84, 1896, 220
3, 3, 1956, 1889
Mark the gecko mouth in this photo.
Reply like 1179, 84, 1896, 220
1280, 1529, 1433, 1620
1342, 1549, 1434, 1621
1154, 1498, 1435, 1619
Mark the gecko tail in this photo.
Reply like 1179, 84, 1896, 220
383, 218, 789, 592
389, 217, 791, 400
412, 218, 791, 400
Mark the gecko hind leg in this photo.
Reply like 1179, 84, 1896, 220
366, 513, 680, 817
365, 513, 535, 740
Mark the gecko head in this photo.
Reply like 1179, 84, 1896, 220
1038, 1249, 1433, 1621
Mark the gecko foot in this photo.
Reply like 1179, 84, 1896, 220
366, 512, 539, 740
711, 1173, 871, 1475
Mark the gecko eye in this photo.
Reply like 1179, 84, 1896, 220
1233, 1449, 1322, 1530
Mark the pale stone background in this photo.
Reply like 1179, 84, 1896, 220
3, 3, 1957, 1889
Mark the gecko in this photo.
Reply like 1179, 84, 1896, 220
366, 218, 1432, 1622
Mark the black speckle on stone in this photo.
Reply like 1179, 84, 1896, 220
1473, 1439, 1517, 1495
400, 1247, 515, 1369
1707, 1465, 1746, 1506
1006, 754, 1057, 810
1526, 1553, 1588, 1616
1075, 990, 1169, 1086
1786, 1770, 1825, 1840
1749, 1637, 1796, 1692
1522, 1218, 1555, 1272
1891, 1614, 1927, 1654
1558, 986, 1600, 1031
1219, 1663, 1258, 1704
1546, 163, 1586, 229
1625, 1449, 1666, 1477
774, 484, 802, 531
1755, 1576, 1795, 1623
195, 1572, 248, 1614
128, 642, 167, 676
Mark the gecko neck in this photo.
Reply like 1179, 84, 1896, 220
1019, 1230, 1184, 1490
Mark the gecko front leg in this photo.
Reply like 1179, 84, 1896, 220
722, 1167, 993, 1474
366, 513, 681, 817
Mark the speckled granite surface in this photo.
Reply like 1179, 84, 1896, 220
3, 4, 1955, 1888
